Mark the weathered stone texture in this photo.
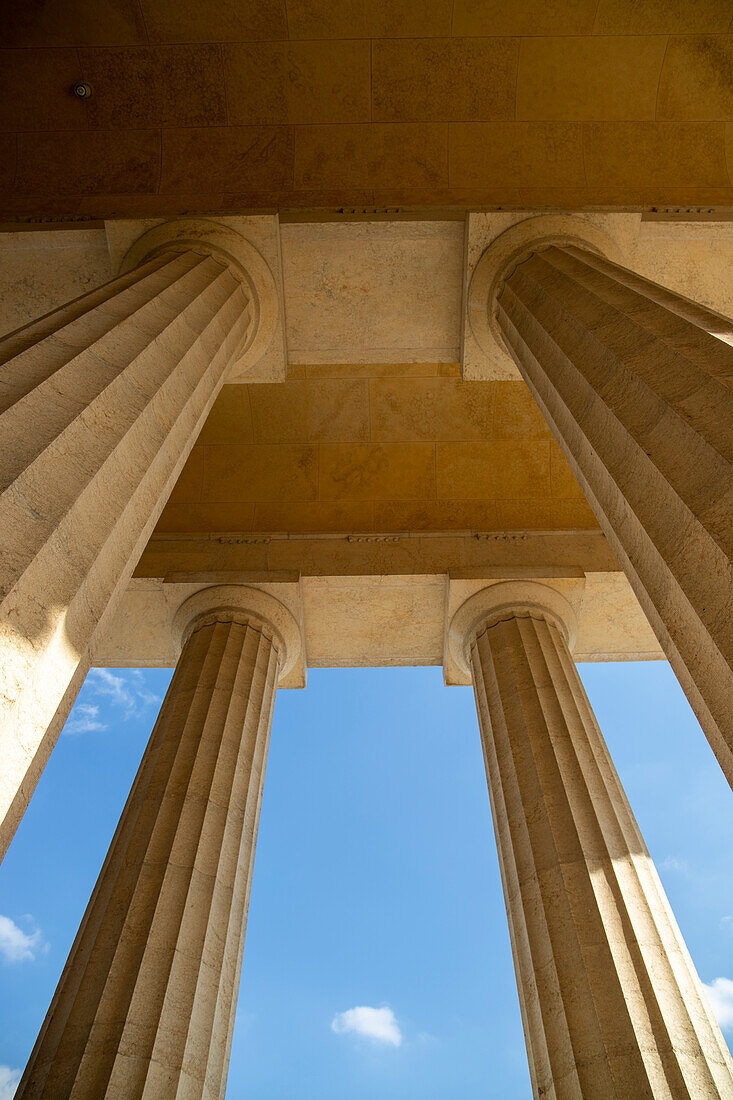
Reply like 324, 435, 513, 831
497, 244, 733, 784
0, 249, 251, 857
16, 614, 279, 1099
470, 601, 733, 1098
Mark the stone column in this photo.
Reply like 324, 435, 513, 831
0, 225, 259, 858
449, 581, 733, 1099
493, 243, 733, 786
17, 585, 302, 1100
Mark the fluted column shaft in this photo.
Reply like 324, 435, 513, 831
468, 595, 733, 1097
496, 245, 733, 784
17, 606, 280, 1099
0, 248, 252, 856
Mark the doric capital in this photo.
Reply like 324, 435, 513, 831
447, 580, 578, 677
465, 215, 624, 380
119, 218, 282, 381
172, 585, 303, 682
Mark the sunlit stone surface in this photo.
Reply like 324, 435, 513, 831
16, 587, 295, 1099
454, 582, 733, 1098
497, 245, 733, 787
0, 247, 252, 858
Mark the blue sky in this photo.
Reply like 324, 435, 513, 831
0, 661, 732, 1098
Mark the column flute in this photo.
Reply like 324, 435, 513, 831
16, 585, 301, 1100
449, 581, 733, 1098
0, 221, 272, 858
489, 237, 733, 786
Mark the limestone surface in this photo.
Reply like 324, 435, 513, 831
497, 244, 733, 786
460, 583, 733, 1098
16, 601, 281, 1099
0, 247, 252, 857
4, 17, 733, 215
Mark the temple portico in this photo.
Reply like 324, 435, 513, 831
1, 207, 732, 1097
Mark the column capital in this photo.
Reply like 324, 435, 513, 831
447, 580, 578, 677
466, 215, 624, 379
119, 218, 281, 381
172, 585, 303, 682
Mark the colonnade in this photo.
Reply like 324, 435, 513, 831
1, 221, 732, 1097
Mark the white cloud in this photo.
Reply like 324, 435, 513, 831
703, 977, 733, 1032
65, 669, 163, 734
0, 1065, 21, 1100
63, 703, 107, 737
659, 856, 688, 874
128, 669, 163, 707
0, 915, 43, 963
331, 1006, 402, 1047
86, 668, 136, 712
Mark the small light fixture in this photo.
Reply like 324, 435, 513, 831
72, 82, 93, 99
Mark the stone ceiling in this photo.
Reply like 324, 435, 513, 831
154, 368, 596, 542
0, 213, 675, 671
3, 0, 733, 218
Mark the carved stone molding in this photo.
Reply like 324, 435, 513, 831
462, 214, 625, 380
172, 584, 303, 683
447, 580, 579, 679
